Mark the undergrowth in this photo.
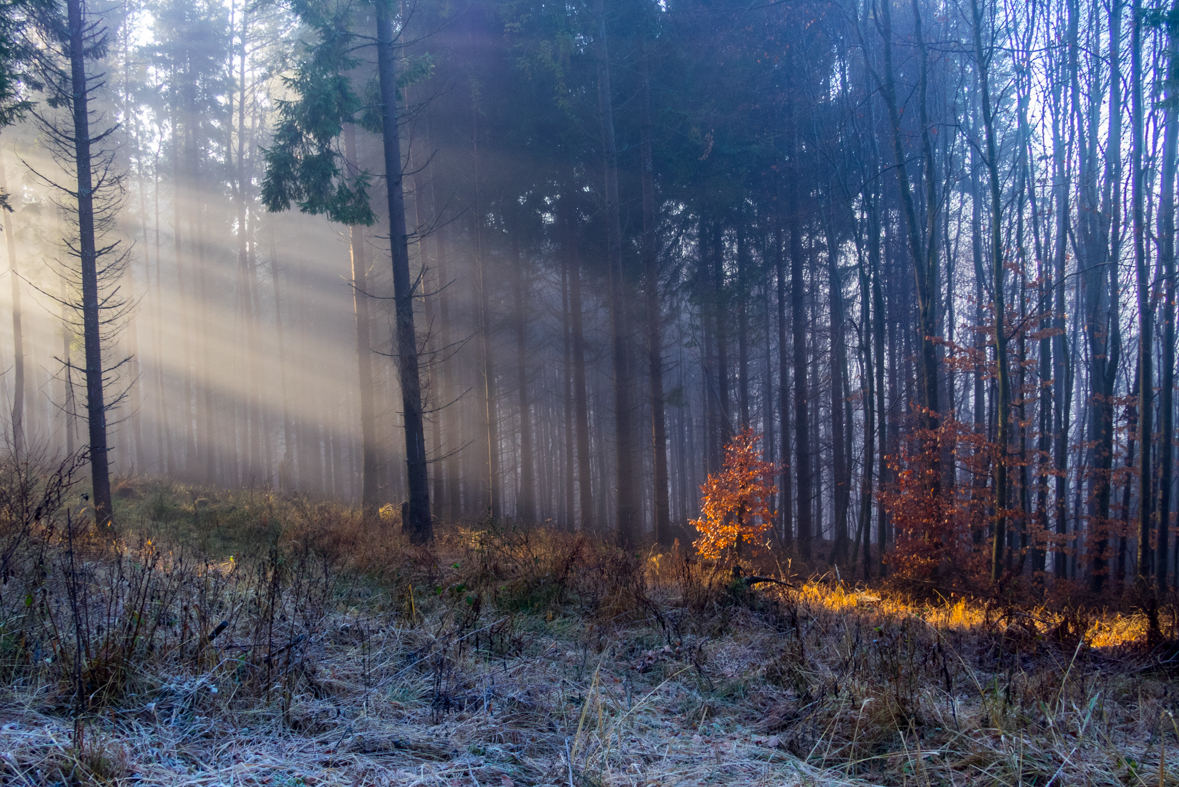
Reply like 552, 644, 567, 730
1, 460, 1177, 786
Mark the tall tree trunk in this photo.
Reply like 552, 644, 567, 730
737, 228, 751, 428
562, 260, 575, 529
470, 81, 499, 521
152, 148, 173, 475
713, 222, 730, 446
268, 224, 294, 491
561, 187, 593, 531
172, 88, 196, 477
972, 0, 1011, 583
1158, 24, 1178, 591
874, 0, 940, 439
640, 46, 671, 546
512, 237, 535, 522
67, 0, 113, 528
1053, 7, 1075, 579
376, 0, 431, 542
1130, 0, 1153, 582
775, 220, 793, 546
854, 208, 876, 575
231, 5, 256, 484
1085, 0, 1122, 592
788, 120, 812, 561
425, 122, 459, 519
0, 150, 27, 456
344, 125, 379, 514
826, 211, 849, 565
594, 0, 639, 547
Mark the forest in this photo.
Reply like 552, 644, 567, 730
2, 0, 1179, 782
5, 0, 1174, 591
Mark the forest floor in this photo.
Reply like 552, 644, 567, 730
1, 477, 1178, 786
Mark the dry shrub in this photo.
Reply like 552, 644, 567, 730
691, 428, 777, 562
447, 522, 661, 627
879, 417, 988, 589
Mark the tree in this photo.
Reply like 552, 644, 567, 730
0, 0, 40, 136
262, 0, 432, 542
1, 0, 43, 457
692, 427, 777, 561
970, 0, 1012, 582
27, 0, 124, 528
594, 0, 639, 547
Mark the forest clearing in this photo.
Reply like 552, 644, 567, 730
0, 476, 1176, 787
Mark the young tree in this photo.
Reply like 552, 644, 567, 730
692, 428, 777, 562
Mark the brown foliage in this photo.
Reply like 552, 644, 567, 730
691, 428, 778, 562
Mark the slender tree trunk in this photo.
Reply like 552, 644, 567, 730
425, 121, 459, 518
562, 260, 575, 529
1054, 2, 1078, 579
788, 119, 812, 561
269, 224, 294, 491
470, 80, 499, 520
152, 148, 172, 475
1086, 0, 1122, 592
1121, 378, 1139, 586
594, 0, 639, 547
172, 91, 196, 477
874, 0, 940, 438
0, 150, 27, 456
640, 46, 671, 546
1158, 25, 1178, 591
972, 0, 1011, 583
67, 0, 113, 527
737, 228, 751, 428
376, 0, 431, 542
713, 222, 730, 447
343, 125, 379, 514
512, 237, 535, 522
854, 215, 876, 575
231, 6, 257, 484
1130, 0, 1153, 582
561, 188, 593, 531
826, 210, 849, 565
776, 220, 793, 547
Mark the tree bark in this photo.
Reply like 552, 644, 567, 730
344, 124, 379, 514
640, 45, 671, 546
375, 0, 431, 542
1130, 0, 1153, 582
67, 0, 113, 528
512, 237, 535, 522
561, 185, 593, 531
972, 0, 1011, 583
1085, 0, 1122, 592
788, 119, 812, 560
594, 0, 639, 547
1158, 22, 1178, 591
775, 219, 793, 547
826, 212, 849, 565
0, 150, 27, 456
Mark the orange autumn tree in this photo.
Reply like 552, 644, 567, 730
692, 428, 778, 561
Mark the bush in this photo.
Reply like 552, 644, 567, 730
691, 428, 778, 563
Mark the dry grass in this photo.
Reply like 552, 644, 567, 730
2, 471, 1178, 786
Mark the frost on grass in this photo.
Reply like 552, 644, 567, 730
0, 483, 1176, 786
